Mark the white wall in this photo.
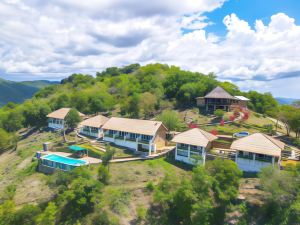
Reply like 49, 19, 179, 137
236, 157, 275, 172
79, 126, 102, 138
48, 121, 64, 130
175, 144, 205, 165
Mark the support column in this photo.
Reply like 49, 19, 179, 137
148, 141, 152, 156
272, 156, 275, 166
253, 153, 256, 167
202, 147, 206, 165
188, 145, 191, 158
235, 150, 238, 163
175, 144, 178, 159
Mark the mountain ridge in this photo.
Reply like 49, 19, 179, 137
0, 78, 58, 106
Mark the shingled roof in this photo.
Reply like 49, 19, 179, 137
102, 117, 168, 136
205, 86, 236, 99
172, 128, 218, 147
230, 133, 285, 157
80, 115, 109, 128
47, 108, 85, 119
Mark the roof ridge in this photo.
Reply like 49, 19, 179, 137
261, 133, 284, 150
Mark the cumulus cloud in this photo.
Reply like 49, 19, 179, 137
0, 0, 299, 93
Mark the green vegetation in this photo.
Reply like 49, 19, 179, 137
214, 109, 225, 118
0, 63, 300, 224
65, 108, 82, 129
0, 63, 288, 152
0, 78, 55, 106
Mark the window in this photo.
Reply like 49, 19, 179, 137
119, 131, 127, 137
178, 143, 189, 150
91, 127, 98, 133
177, 149, 188, 157
109, 130, 115, 135
130, 133, 137, 139
141, 135, 151, 141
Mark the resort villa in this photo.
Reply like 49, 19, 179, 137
196, 86, 249, 112
47, 108, 85, 130
231, 133, 285, 172
102, 117, 168, 155
79, 115, 109, 138
172, 128, 218, 165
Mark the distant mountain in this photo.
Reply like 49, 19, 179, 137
276, 97, 299, 105
0, 78, 58, 106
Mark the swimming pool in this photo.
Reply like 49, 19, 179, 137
43, 154, 87, 166
40, 154, 88, 171
233, 132, 250, 138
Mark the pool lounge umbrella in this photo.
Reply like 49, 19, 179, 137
68, 145, 88, 157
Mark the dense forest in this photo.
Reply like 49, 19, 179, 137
0, 63, 289, 151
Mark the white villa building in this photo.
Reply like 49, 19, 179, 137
102, 117, 168, 155
231, 133, 285, 172
47, 108, 84, 130
172, 128, 218, 165
79, 115, 109, 138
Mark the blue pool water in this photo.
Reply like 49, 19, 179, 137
43, 154, 87, 166
234, 132, 250, 138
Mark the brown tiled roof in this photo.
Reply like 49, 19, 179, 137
205, 86, 236, 99
102, 117, 168, 136
230, 133, 285, 157
80, 115, 109, 128
172, 128, 218, 147
47, 108, 85, 119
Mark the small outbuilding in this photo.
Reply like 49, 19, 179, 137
172, 128, 218, 165
231, 133, 285, 172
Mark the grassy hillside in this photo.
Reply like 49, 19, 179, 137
0, 78, 57, 106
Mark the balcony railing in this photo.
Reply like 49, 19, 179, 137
105, 133, 114, 138
138, 139, 150, 144
238, 154, 253, 160
115, 135, 125, 140
126, 137, 137, 142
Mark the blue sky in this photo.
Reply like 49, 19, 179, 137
205, 0, 300, 36
0, 0, 299, 98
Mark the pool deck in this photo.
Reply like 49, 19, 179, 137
40, 151, 101, 164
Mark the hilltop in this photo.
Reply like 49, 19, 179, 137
0, 63, 299, 225
0, 78, 57, 106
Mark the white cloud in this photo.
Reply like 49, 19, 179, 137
0, 0, 299, 96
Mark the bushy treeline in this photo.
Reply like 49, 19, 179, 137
0, 63, 281, 151
0, 167, 119, 225
147, 159, 243, 225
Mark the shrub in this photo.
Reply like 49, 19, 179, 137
146, 181, 155, 192
98, 165, 110, 185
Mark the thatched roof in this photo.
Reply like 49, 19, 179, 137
205, 86, 236, 99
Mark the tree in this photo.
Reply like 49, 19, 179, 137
214, 109, 225, 118
102, 144, 115, 171
3, 110, 24, 132
0, 200, 16, 225
36, 202, 57, 225
157, 110, 181, 131
65, 108, 82, 129
14, 204, 41, 225
207, 159, 242, 204
98, 165, 110, 185
139, 92, 157, 118
0, 128, 16, 153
